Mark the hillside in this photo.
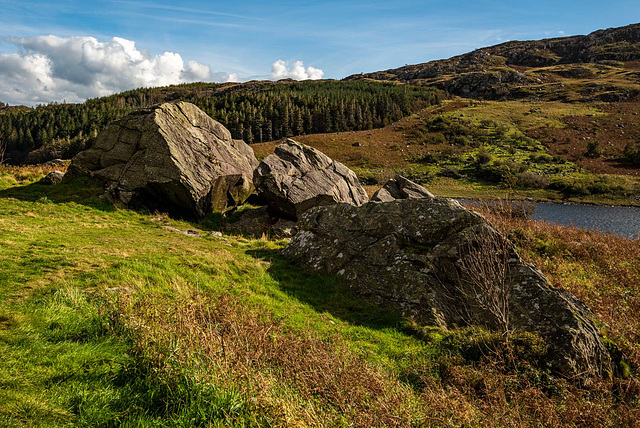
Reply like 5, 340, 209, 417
253, 99, 640, 206
346, 23, 640, 101
0, 80, 440, 164
0, 165, 638, 426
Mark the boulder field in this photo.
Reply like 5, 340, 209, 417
63, 104, 613, 377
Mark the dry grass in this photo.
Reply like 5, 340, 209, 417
115, 271, 640, 427
118, 288, 435, 427
475, 205, 640, 370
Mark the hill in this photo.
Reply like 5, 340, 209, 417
0, 165, 638, 426
0, 80, 441, 165
346, 23, 640, 101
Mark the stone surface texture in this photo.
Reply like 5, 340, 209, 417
283, 198, 611, 376
66, 102, 258, 218
39, 171, 65, 185
253, 139, 368, 220
371, 176, 435, 202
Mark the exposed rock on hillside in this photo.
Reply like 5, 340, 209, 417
253, 139, 369, 220
371, 176, 434, 202
347, 23, 640, 100
39, 171, 65, 185
283, 198, 611, 376
222, 207, 298, 238
66, 102, 258, 218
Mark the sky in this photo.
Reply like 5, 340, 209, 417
1, 0, 639, 106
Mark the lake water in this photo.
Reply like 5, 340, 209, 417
530, 202, 640, 239
460, 199, 640, 239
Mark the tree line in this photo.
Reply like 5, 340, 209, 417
0, 80, 441, 164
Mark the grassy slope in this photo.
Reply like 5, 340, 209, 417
0, 166, 639, 426
253, 98, 640, 205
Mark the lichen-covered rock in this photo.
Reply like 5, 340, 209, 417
253, 139, 368, 220
371, 176, 434, 202
283, 198, 611, 376
39, 171, 65, 185
66, 102, 258, 218
223, 207, 298, 238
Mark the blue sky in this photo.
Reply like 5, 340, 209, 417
1, 0, 639, 105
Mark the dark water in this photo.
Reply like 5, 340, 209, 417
530, 202, 640, 239
459, 199, 640, 238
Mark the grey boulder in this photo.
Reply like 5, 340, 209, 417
283, 198, 611, 377
371, 175, 434, 202
66, 102, 258, 218
39, 171, 65, 185
253, 139, 369, 220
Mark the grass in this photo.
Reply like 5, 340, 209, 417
252, 98, 640, 206
0, 165, 639, 426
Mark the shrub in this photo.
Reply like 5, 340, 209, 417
516, 171, 549, 189
623, 142, 640, 166
438, 165, 462, 179
475, 150, 492, 165
473, 160, 526, 188
530, 153, 554, 164
416, 152, 440, 164
585, 141, 603, 158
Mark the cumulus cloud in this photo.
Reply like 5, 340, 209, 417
0, 35, 219, 105
271, 59, 324, 80
0, 35, 326, 106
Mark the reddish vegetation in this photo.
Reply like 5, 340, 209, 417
528, 101, 640, 176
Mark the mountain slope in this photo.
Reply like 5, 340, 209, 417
346, 23, 640, 101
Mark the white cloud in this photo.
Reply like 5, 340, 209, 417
0, 35, 326, 106
271, 59, 324, 80
0, 35, 218, 105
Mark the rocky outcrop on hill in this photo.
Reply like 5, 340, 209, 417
371, 176, 434, 202
253, 139, 369, 220
65, 102, 258, 218
283, 198, 611, 376
347, 23, 640, 99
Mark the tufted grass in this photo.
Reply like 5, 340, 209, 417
0, 166, 638, 426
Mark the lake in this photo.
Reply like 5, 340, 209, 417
460, 199, 640, 239
531, 201, 640, 239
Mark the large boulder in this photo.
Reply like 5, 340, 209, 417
253, 139, 369, 220
66, 102, 258, 218
371, 175, 434, 202
283, 198, 611, 377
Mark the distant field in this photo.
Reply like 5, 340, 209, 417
253, 98, 640, 206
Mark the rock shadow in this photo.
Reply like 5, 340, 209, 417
0, 177, 116, 213
246, 248, 407, 332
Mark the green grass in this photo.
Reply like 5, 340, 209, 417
1, 167, 638, 426
0, 171, 437, 426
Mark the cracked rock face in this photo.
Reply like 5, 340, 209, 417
283, 198, 612, 377
371, 175, 434, 202
253, 139, 369, 220
66, 102, 258, 218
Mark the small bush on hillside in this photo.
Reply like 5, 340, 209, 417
429, 133, 447, 145
585, 141, 603, 158
438, 165, 463, 179
472, 160, 527, 188
530, 153, 555, 164
516, 171, 549, 189
623, 141, 640, 166
475, 150, 492, 165
416, 152, 440, 164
